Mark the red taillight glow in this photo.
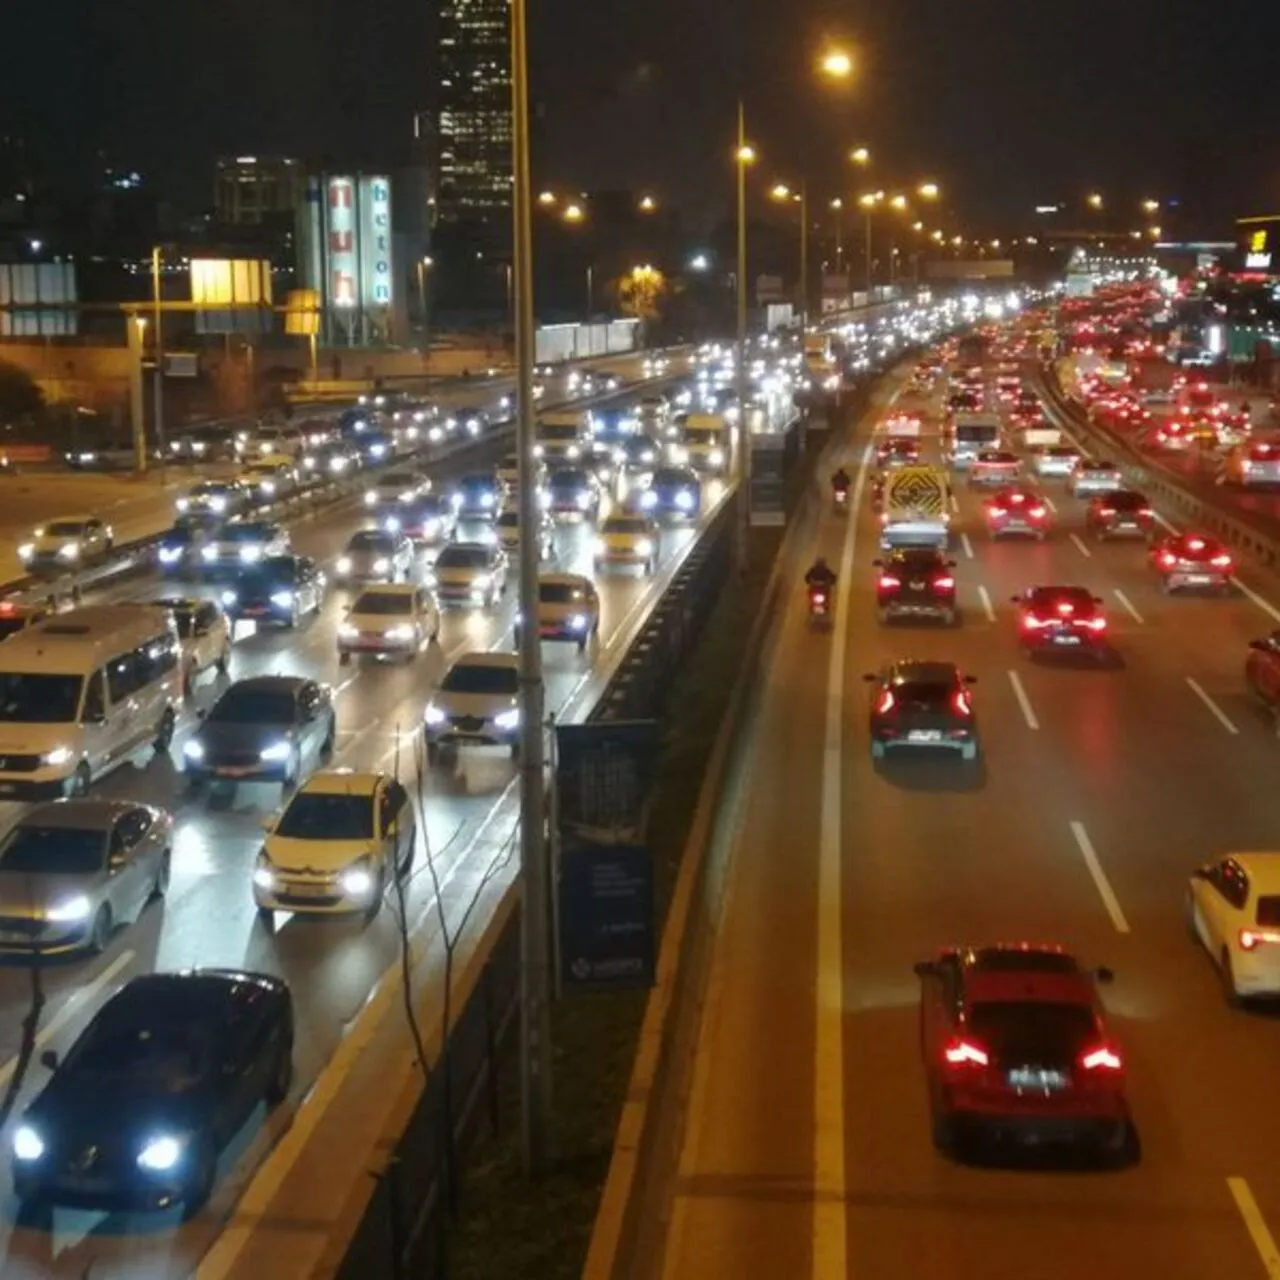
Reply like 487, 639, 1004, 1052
1159, 550, 1176, 568
1029, 506, 1047, 519
934, 576, 955, 590
875, 689, 895, 715
1010, 492, 1025, 504
1082, 617, 1107, 631
1211, 554, 1232, 568
1022, 614, 1046, 629
1138, 507, 1153, 517
1097, 506, 1115, 517
952, 690, 972, 716
1187, 537, 1205, 551
879, 575, 901, 589
1057, 602, 1074, 616
990, 506, 1006, 518
943, 1038, 989, 1067
1080, 1045, 1123, 1072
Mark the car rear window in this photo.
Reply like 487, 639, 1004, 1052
1108, 492, 1147, 510
967, 1002, 1094, 1065
1256, 896, 1280, 927
348, 532, 394, 551
1026, 587, 1094, 610
437, 545, 489, 569
891, 680, 952, 705
540, 582, 587, 604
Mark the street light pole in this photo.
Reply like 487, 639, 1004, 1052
864, 208, 873, 294
510, 0, 553, 1180
735, 97, 751, 574
151, 247, 165, 460
586, 264, 593, 319
798, 179, 809, 334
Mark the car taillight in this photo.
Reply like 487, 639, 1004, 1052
1082, 617, 1107, 631
1211, 554, 1232, 568
1022, 614, 1046, 629
875, 689, 895, 715
1238, 928, 1280, 950
1079, 1045, 1123, 1072
934, 575, 955, 590
1138, 507, 1153, 517
952, 689, 972, 716
943, 1038, 988, 1067
879, 575, 901, 589
990, 506, 1006, 517
1188, 537, 1205, 551
1158, 550, 1176, 568
1097, 506, 1115, 517
1029, 506, 1046, 519
1010, 493, 1025, 504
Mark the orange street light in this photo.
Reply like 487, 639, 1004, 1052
820, 49, 854, 79
736, 143, 756, 164
857, 191, 881, 209
563, 203, 585, 223
830, 197, 844, 210
850, 146, 871, 166
537, 191, 557, 207
639, 194, 657, 213
917, 182, 940, 200
770, 183, 793, 201
889, 193, 908, 211
1141, 198, 1159, 214
1087, 192, 1104, 210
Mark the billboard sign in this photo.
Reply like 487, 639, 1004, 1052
749, 433, 788, 525
326, 176, 357, 308
360, 176, 393, 309
555, 721, 660, 843
559, 844, 655, 990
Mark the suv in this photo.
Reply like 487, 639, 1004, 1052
914, 943, 1132, 1163
873, 548, 957, 625
1085, 490, 1154, 540
862, 660, 978, 761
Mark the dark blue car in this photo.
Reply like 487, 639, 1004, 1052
640, 466, 701, 520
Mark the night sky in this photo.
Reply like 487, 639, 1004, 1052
3, 0, 1277, 233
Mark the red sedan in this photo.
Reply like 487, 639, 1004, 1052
984, 487, 1050, 540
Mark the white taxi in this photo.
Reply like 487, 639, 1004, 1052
253, 770, 416, 922
1187, 853, 1280, 1004
593, 513, 659, 574
532, 573, 600, 651
338, 583, 440, 664
18, 516, 114, 570
424, 652, 520, 763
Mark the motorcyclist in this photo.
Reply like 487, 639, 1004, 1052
831, 467, 851, 495
805, 557, 838, 592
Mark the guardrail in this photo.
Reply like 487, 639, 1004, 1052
1036, 364, 1280, 571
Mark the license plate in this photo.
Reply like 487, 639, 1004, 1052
1053, 634, 1081, 645
539, 626, 558, 636
286, 882, 331, 897
214, 766, 256, 778
907, 730, 942, 742
245, 605, 269, 615
909, 583, 924, 591
0, 930, 32, 943
1007, 1067, 1067, 1090
1184, 574, 1211, 583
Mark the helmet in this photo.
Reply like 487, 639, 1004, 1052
812, 556, 829, 571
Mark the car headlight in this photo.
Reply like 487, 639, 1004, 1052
676, 490, 695, 510
494, 708, 520, 730
576, 491, 593, 509
635, 539, 654, 557
337, 556, 352, 574
175, 497, 191, 512
159, 546, 182, 565
472, 573, 492, 590
671, 447, 689, 464
640, 490, 658, 509
270, 590, 294, 608
709, 449, 725, 467
373, 556, 394, 574
569, 613, 588, 631
137, 1134, 185, 1172
421, 518, 439, 539
567, 444, 581, 459
592, 537, 607, 555
260, 481, 276, 495
183, 739, 206, 761
253, 853, 276, 890
240, 545, 263, 562
340, 859, 376, 898
13, 1125, 44, 1162
386, 624, 414, 641
259, 741, 292, 762
383, 515, 401, 532
220, 589, 237, 606
58, 542, 80, 560
45, 894, 92, 923
42, 746, 73, 767
424, 704, 446, 726
370, 444, 386, 458
533, 444, 545, 458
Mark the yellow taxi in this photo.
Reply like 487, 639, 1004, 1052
531, 573, 600, 651
593, 513, 659, 575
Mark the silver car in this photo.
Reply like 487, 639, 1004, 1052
1071, 461, 1125, 497
0, 800, 172, 956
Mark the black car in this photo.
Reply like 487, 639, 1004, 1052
546, 467, 602, 519
863, 660, 979, 761
873, 548, 958, 624
220, 555, 325, 628
640, 466, 701, 520
12, 970, 293, 1216
157, 514, 223, 575
590, 408, 640, 455
358, 430, 397, 465
614, 433, 662, 482
453, 470, 501, 520
183, 676, 335, 787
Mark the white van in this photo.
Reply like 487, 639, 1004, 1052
0, 605, 183, 799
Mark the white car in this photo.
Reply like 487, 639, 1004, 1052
253, 770, 416, 922
428, 541, 509, 607
18, 516, 114, 570
363, 469, 431, 510
335, 530, 416, 583
148, 597, 231, 692
424, 652, 521, 763
338, 584, 439, 664
1071, 461, 1124, 497
1033, 445, 1082, 479
239, 460, 296, 501
967, 450, 1023, 488
1187, 853, 1280, 1003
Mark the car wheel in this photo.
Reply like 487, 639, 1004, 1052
88, 905, 113, 955
180, 1142, 218, 1221
257, 906, 276, 929
1221, 948, 1242, 1008
930, 1108, 957, 1154
1099, 1120, 1138, 1169
942, 608, 957, 627
154, 709, 176, 754
960, 741, 978, 763
363, 871, 386, 923
68, 761, 91, 798
150, 850, 171, 902
287, 604, 299, 628
263, 1036, 294, 1108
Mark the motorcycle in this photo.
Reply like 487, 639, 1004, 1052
808, 584, 834, 627
832, 485, 850, 514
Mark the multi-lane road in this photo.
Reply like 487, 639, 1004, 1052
654, 359, 1280, 1279
0, 356, 731, 1278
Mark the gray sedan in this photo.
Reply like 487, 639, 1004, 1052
0, 800, 172, 956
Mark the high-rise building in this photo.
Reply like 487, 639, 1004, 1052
436, 0, 512, 240
215, 156, 303, 226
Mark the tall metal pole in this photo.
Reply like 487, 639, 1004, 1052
510, 0, 552, 1179
151, 247, 165, 459
799, 179, 809, 335
734, 98, 751, 574
127, 315, 147, 474
864, 210, 873, 294
585, 264, 593, 319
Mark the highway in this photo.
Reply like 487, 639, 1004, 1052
0, 355, 722, 1278
653, 359, 1280, 1279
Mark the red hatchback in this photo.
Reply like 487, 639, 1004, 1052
1150, 533, 1234, 593
1014, 585, 1108, 659
914, 943, 1133, 1162
984, 487, 1050, 540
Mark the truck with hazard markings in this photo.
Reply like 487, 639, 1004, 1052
878, 465, 952, 551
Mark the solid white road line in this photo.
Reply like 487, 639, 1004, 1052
1069, 821, 1131, 934
960, 532, 974, 560
1186, 676, 1240, 735
812, 442, 868, 1277
1235, 577, 1280, 627
949, 492, 960, 514
1006, 669, 1040, 731
1154, 511, 1179, 534
1228, 1177, 1280, 1279
977, 584, 997, 623
1112, 588, 1145, 624
1041, 494, 1058, 513
0, 948, 136, 1090
1069, 532, 1093, 558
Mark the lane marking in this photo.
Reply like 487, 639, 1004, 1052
1186, 676, 1240, 735
1235, 577, 1280, 627
977, 584, 996, 622
1112, 588, 1145, 624
1006, 669, 1040, 730
812, 440, 869, 1277
960, 532, 974, 560
1041, 493, 1058, 513
949, 492, 959, 514
1069, 532, 1092, 558
1153, 511, 1179, 534
1229, 1177, 1280, 1279
1068, 821, 1130, 934
0, 948, 136, 1090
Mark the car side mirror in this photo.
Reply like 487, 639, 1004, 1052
1095, 966, 1115, 984
40, 1049, 58, 1071
861, 673, 877, 683
912, 960, 936, 978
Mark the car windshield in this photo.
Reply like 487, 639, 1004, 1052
0, 824, 107, 874
1108, 493, 1146, 510
605, 518, 649, 535
442, 663, 518, 695
348, 532, 394, 552
956, 425, 998, 441
412, 495, 448, 515
209, 688, 296, 725
71, 1019, 214, 1083
437, 546, 490, 570
892, 552, 944, 572
238, 558, 295, 588
891, 680, 953, 705
225, 524, 274, 543
378, 474, 416, 491
0, 673, 83, 723
0, 617, 28, 640
538, 423, 579, 441
1048, 447, 1077, 458
497, 512, 520, 527
967, 1002, 1094, 1064
549, 471, 586, 488
167, 609, 196, 639
352, 591, 412, 615
275, 792, 374, 840
1027, 587, 1094, 610
1083, 462, 1116, 473
653, 470, 690, 487
461, 473, 494, 491
46, 521, 87, 537
685, 429, 724, 447
540, 582, 587, 604
193, 484, 232, 497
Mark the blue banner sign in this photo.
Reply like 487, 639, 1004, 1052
559, 843, 655, 990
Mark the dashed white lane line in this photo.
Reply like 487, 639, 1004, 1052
1112, 588, 1145, 624
1186, 676, 1240, 735
1041, 494, 1058, 513
960, 532, 974, 560
1069, 820, 1130, 934
949, 493, 960, 514
1006, 669, 1040, 730
1228, 1177, 1280, 1279
1069, 532, 1092, 558
977, 584, 997, 623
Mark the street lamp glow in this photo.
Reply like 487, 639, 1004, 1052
889, 194, 908, 211
562, 203, 585, 223
858, 192, 880, 209
931, 229, 944, 243
830, 197, 844, 210
689, 253, 710, 272
990, 239, 1001, 249
639, 194, 657, 213
820, 49, 854, 78
911, 220, 924, 232
537, 190, 557, 207
917, 182, 940, 200
736, 143, 756, 164
1087, 192, 1104, 210
770, 183, 792, 201
951, 235, 963, 246
1142, 198, 1160, 214
849, 146, 871, 166
1148, 225, 1162, 239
